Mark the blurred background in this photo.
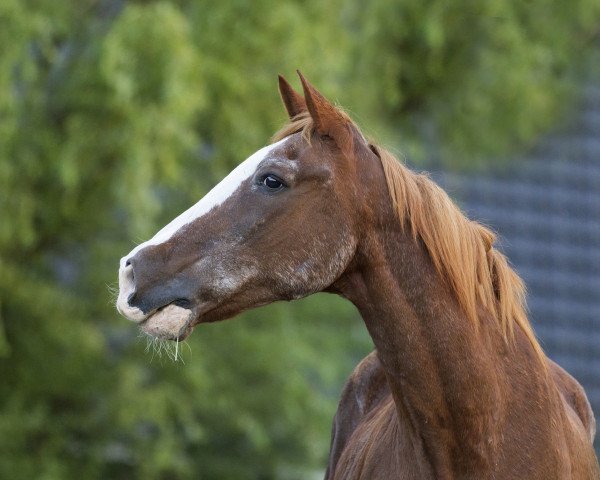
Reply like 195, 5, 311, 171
0, 1, 599, 478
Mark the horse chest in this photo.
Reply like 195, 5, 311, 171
330, 394, 434, 480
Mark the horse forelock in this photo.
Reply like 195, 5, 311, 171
272, 111, 315, 144
273, 111, 544, 361
271, 108, 359, 146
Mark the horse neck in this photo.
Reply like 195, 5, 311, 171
335, 218, 523, 477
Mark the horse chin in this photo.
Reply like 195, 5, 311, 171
140, 304, 194, 341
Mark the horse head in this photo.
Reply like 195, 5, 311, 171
116, 72, 381, 340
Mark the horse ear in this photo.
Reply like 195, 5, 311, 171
297, 70, 353, 150
278, 75, 306, 119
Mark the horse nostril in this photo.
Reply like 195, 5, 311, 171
127, 292, 135, 304
124, 258, 135, 282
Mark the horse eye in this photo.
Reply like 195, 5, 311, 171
262, 174, 284, 190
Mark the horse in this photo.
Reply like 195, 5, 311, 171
116, 71, 599, 479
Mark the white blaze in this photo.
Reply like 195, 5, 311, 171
116, 137, 288, 324
120, 138, 288, 267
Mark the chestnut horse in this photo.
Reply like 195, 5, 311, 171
117, 72, 599, 479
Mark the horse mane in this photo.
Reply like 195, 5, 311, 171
272, 112, 543, 360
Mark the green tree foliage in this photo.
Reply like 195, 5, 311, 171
0, 1, 597, 479
346, 0, 600, 163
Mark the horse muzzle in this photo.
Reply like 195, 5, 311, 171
116, 262, 147, 323
116, 259, 195, 340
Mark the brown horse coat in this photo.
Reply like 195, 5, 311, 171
327, 351, 597, 479
117, 72, 600, 479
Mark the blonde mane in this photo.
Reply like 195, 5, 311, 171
273, 113, 543, 360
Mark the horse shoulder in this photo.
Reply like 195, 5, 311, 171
548, 358, 596, 443
325, 350, 389, 479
